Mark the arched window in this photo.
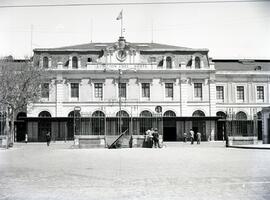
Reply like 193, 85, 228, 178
92, 111, 105, 117
43, 57, 49, 68
195, 57, 201, 69
38, 111, 51, 118
192, 110, 205, 117
166, 56, 172, 69
72, 56, 78, 69
236, 111, 247, 120
163, 110, 176, 117
68, 111, 80, 118
17, 112, 27, 120
92, 111, 105, 135
140, 110, 152, 117
216, 111, 226, 119
116, 110, 129, 117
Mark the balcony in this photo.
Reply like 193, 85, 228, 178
51, 62, 215, 71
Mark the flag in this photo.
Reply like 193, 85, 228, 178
116, 10, 122, 20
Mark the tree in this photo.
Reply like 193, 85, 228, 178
0, 58, 47, 147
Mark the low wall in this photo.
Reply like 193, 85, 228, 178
228, 136, 258, 146
74, 135, 163, 148
74, 135, 106, 148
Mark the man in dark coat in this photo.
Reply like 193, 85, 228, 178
46, 132, 51, 146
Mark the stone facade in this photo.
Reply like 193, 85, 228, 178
24, 37, 270, 143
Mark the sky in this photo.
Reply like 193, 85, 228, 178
0, 0, 270, 59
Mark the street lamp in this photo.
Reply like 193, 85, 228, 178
118, 69, 123, 135
73, 106, 81, 137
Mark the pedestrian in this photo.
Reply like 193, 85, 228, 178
197, 132, 201, 144
46, 131, 51, 146
25, 133, 28, 144
152, 128, 161, 148
189, 129, 194, 145
183, 132, 187, 143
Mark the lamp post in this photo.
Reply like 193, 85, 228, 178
118, 69, 122, 135
73, 106, 81, 137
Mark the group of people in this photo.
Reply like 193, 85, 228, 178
144, 128, 161, 148
183, 129, 201, 144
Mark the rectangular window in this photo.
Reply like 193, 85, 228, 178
142, 83, 150, 98
41, 83, 49, 98
237, 86, 244, 100
194, 83, 202, 98
119, 83, 126, 98
165, 83, 173, 98
257, 86, 264, 100
94, 83, 103, 98
71, 83, 79, 98
216, 86, 224, 100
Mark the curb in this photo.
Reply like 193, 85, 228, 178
228, 145, 270, 150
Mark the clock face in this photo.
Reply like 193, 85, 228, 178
116, 50, 127, 62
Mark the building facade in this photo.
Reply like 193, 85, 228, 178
19, 37, 270, 144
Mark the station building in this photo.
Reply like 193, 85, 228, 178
14, 37, 270, 145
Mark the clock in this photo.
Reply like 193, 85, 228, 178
116, 50, 127, 62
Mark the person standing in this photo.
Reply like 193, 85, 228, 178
153, 128, 160, 148
46, 131, 51, 146
183, 132, 187, 143
197, 132, 201, 144
189, 129, 194, 145
25, 133, 28, 144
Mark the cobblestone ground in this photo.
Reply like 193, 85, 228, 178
0, 142, 270, 200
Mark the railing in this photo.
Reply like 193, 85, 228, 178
51, 63, 214, 71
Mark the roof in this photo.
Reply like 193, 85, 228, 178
213, 59, 270, 71
34, 41, 208, 53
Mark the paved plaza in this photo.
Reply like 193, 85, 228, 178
0, 142, 270, 200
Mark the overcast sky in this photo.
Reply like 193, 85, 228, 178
1, 0, 269, 59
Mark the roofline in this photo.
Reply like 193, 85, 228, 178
212, 59, 270, 62
34, 48, 209, 53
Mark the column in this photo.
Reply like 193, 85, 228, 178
191, 56, 195, 69
180, 77, 189, 116
55, 76, 64, 117
208, 78, 217, 116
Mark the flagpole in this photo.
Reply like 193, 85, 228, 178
121, 11, 123, 37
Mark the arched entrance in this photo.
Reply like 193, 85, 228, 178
192, 110, 206, 141
16, 112, 27, 142
216, 111, 227, 141
38, 111, 52, 142
139, 110, 152, 134
257, 111, 262, 140
67, 110, 81, 139
163, 110, 176, 141
116, 110, 129, 134
92, 111, 105, 135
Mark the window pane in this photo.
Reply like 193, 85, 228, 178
119, 83, 126, 98
41, 83, 49, 98
216, 86, 224, 100
257, 86, 264, 100
71, 83, 79, 98
165, 83, 173, 98
237, 86, 244, 100
94, 83, 103, 98
194, 83, 202, 98
142, 83, 150, 98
